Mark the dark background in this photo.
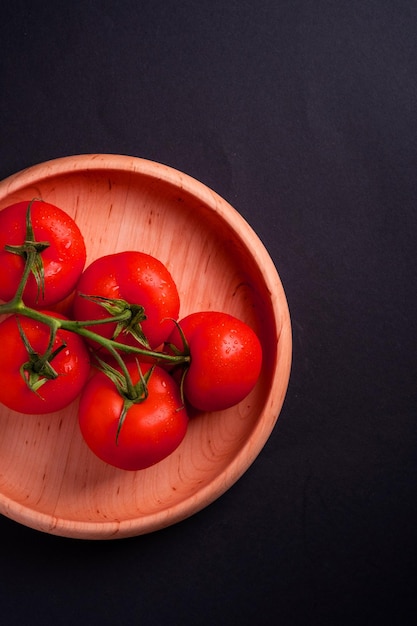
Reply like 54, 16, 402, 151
1, 1, 416, 624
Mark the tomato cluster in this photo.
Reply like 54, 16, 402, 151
0, 200, 263, 471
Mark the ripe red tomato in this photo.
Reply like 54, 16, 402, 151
0, 312, 90, 414
0, 200, 87, 307
72, 251, 180, 349
78, 361, 188, 470
166, 311, 263, 412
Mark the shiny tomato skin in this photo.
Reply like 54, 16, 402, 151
167, 311, 263, 412
0, 312, 90, 414
78, 362, 188, 470
0, 200, 86, 307
72, 251, 180, 349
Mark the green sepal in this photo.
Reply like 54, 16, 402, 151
79, 294, 151, 348
17, 317, 66, 397
4, 200, 50, 303
92, 354, 155, 444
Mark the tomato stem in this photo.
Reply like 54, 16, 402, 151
16, 316, 67, 396
0, 228, 190, 408
2, 304, 189, 366
5, 249, 38, 309
4, 200, 50, 303
0, 246, 188, 366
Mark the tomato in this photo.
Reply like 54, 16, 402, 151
166, 311, 263, 412
0, 312, 90, 414
0, 200, 86, 307
78, 361, 188, 470
72, 251, 180, 349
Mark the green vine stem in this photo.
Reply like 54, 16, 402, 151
0, 300, 189, 365
0, 220, 190, 402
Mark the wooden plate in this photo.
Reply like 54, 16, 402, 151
0, 154, 291, 539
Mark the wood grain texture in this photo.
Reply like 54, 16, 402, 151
0, 154, 292, 539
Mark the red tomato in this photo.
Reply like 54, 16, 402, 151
78, 361, 188, 470
72, 251, 180, 349
0, 200, 86, 307
166, 311, 263, 412
0, 312, 90, 414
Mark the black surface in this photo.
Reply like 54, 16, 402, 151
1, 1, 417, 624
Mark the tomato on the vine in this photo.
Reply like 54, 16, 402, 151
166, 311, 263, 412
72, 251, 180, 349
0, 312, 90, 414
78, 361, 188, 471
0, 200, 87, 307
